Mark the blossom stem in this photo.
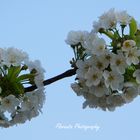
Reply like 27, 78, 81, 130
24, 68, 77, 92
99, 29, 114, 40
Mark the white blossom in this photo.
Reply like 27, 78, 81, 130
0, 47, 46, 127
116, 10, 132, 25
69, 9, 140, 112
98, 8, 117, 29
133, 69, 140, 84
125, 47, 140, 65
103, 70, 124, 90
107, 95, 125, 107
110, 51, 127, 74
122, 40, 136, 52
25, 60, 45, 88
88, 37, 106, 56
71, 83, 89, 96
21, 88, 45, 112
92, 55, 109, 70
2, 47, 28, 67
84, 33, 106, 56
92, 21, 102, 33
0, 95, 20, 113
102, 50, 112, 67
85, 67, 103, 87
21, 96, 34, 111
89, 82, 109, 97
122, 87, 138, 103
32, 88, 45, 110
65, 30, 88, 45
26, 109, 39, 120
93, 9, 117, 32
76, 59, 91, 79
11, 112, 28, 124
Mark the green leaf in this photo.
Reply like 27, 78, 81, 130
135, 30, 140, 48
129, 18, 137, 38
7, 66, 21, 79
17, 73, 35, 82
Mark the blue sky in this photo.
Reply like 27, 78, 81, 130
0, 0, 139, 139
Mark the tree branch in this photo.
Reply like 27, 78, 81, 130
24, 68, 77, 92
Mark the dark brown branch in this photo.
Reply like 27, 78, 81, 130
24, 68, 77, 92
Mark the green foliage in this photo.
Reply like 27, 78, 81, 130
124, 65, 136, 82
135, 30, 140, 48
129, 18, 137, 38
0, 65, 36, 98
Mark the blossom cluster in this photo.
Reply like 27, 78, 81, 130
0, 47, 45, 128
66, 9, 140, 111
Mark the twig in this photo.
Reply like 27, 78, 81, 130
24, 68, 76, 92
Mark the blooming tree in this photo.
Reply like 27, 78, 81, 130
0, 8, 140, 128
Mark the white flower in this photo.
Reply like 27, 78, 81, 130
0, 112, 9, 128
107, 95, 125, 107
25, 60, 45, 73
110, 51, 127, 74
92, 55, 108, 70
33, 88, 45, 109
0, 119, 10, 128
76, 59, 91, 79
2, 47, 28, 67
103, 70, 124, 90
69, 9, 140, 112
0, 95, 20, 113
11, 112, 28, 124
85, 67, 103, 87
84, 33, 106, 56
116, 10, 132, 25
25, 60, 45, 88
92, 21, 102, 33
71, 82, 89, 96
133, 69, 140, 84
102, 50, 113, 67
97, 96, 108, 110
92, 38, 106, 56
26, 109, 39, 120
125, 47, 140, 65
122, 40, 136, 52
88, 37, 106, 56
21, 96, 34, 111
122, 87, 138, 103
89, 82, 109, 97
0, 47, 46, 127
99, 8, 117, 29
21, 89, 45, 111
93, 9, 117, 32
65, 30, 88, 45
82, 94, 98, 109
71, 83, 81, 95
34, 74, 44, 88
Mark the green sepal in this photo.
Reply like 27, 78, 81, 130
129, 18, 137, 38
7, 66, 21, 80
124, 65, 136, 82
17, 73, 35, 82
